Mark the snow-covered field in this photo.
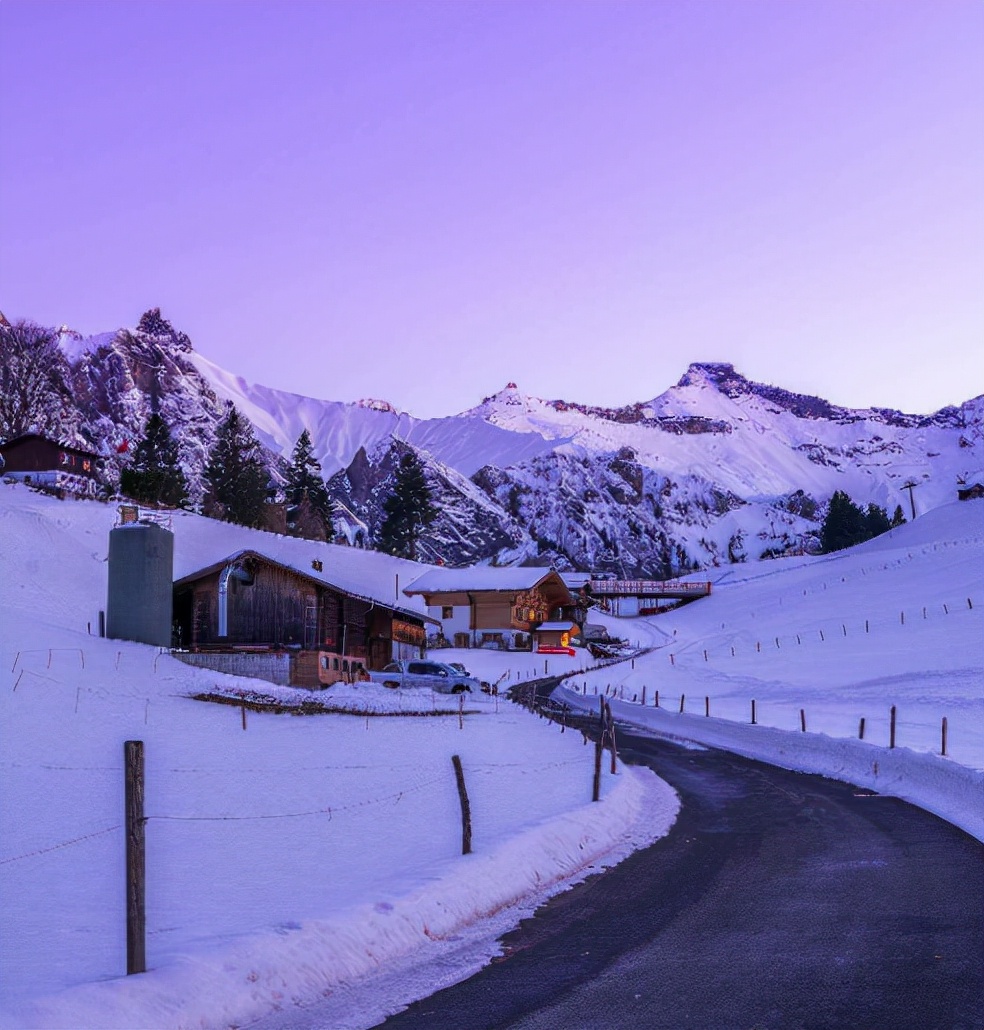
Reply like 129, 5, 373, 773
555, 499, 984, 839
1, 483, 981, 1029
0, 484, 675, 1030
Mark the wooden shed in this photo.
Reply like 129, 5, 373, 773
533, 620, 580, 654
173, 549, 434, 684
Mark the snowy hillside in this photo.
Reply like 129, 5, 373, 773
554, 498, 984, 834
1, 482, 981, 1028
0, 482, 674, 1029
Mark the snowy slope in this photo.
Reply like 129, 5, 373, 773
0, 483, 675, 1029
556, 499, 984, 826
1, 483, 981, 1028
467, 369, 980, 509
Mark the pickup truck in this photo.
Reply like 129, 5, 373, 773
369, 659, 483, 694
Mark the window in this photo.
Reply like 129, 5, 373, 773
442, 606, 454, 620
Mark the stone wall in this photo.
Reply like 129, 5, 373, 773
172, 650, 293, 686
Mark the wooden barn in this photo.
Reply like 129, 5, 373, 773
0, 433, 103, 497
172, 549, 434, 685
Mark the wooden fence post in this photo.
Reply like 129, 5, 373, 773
605, 700, 618, 774
679, 694, 685, 714
705, 696, 710, 717
751, 699, 756, 725
941, 716, 948, 757
858, 717, 865, 740
800, 709, 806, 733
593, 699, 604, 802
124, 740, 146, 975
451, 755, 472, 855
890, 705, 897, 749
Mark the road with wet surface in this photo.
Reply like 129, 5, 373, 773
379, 726, 984, 1030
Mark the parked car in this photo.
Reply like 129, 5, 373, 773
368, 660, 482, 694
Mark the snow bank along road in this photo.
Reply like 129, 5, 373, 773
378, 726, 984, 1030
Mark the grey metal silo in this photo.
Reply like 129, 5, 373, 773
106, 521, 174, 647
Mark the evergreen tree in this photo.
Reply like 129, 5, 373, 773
119, 412, 189, 507
890, 505, 906, 528
203, 404, 269, 528
820, 490, 866, 553
378, 450, 437, 560
864, 503, 891, 538
285, 429, 333, 540
821, 492, 898, 553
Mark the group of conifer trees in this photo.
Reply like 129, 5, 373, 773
819, 490, 906, 553
119, 406, 436, 553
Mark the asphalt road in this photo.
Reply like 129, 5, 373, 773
378, 726, 984, 1030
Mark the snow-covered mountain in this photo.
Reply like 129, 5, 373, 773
32, 310, 984, 572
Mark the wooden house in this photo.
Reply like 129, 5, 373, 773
0, 433, 103, 497
172, 549, 435, 685
402, 567, 574, 650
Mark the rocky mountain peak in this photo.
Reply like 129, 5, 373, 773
134, 308, 192, 352
676, 362, 744, 390
357, 398, 397, 414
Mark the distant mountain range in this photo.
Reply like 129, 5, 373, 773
36, 309, 984, 573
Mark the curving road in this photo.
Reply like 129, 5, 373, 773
379, 725, 984, 1030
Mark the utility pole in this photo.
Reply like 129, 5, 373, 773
901, 481, 919, 521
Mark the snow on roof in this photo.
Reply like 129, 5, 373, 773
559, 572, 591, 588
536, 620, 578, 631
174, 547, 439, 626
168, 510, 438, 621
403, 566, 562, 595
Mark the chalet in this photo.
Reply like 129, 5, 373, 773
402, 567, 575, 650
0, 433, 103, 498
172, 549, 436, 686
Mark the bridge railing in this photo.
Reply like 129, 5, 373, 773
587, 579, 712, 597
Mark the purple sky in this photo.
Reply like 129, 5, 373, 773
2, 1, 981, 419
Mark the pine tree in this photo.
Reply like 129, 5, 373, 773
378, 450, 437, 560
820, 491, 866, 553
890, 505, 906, 528
864, 503, 891, 538
119, 412, 189, 507
285, 429, 333, 540
203, 404, 269, 528
821, 492, 897, 553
